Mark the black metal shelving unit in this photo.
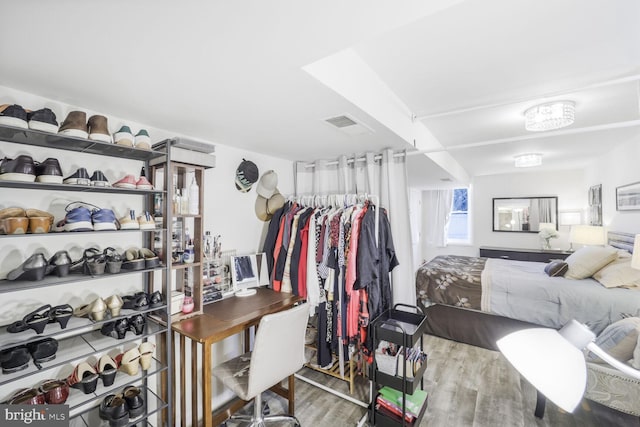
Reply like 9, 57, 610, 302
0, 124, 173, 426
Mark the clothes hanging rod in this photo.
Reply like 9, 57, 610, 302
299, 150, 418, 169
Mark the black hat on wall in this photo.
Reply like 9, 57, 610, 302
235, 159, 259, 192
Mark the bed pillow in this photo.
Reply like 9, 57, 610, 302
593, 257, 640, 288
587, 317, 640, 363
564, 246, 618, 280
544, 261, 568, 277
633, 335, 640, 370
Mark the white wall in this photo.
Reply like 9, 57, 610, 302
418, 168, 586, 263
584, 136, 640, 234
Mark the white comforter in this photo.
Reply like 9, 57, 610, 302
481, 258, 640, 335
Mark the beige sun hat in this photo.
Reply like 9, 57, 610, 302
255, 190, 286, 221
256, 170, 278, 199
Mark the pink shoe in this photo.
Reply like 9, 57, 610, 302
136, 176, 153, 190
113, 174, 137, 189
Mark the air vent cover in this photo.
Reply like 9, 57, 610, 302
325, 115, 358, 128
323, 114, 373, 136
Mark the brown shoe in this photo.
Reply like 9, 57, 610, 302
87, 115, 112, 143
0, 207, 26, 219
0, 217, 29, 235
26, 209, 54, 233
59, 111, 88, 138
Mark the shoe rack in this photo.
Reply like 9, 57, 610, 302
0, 124, 172, 426
149, 138, 215, 323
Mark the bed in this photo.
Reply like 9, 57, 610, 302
416, 232, 640, 344
415, 232, 640, 418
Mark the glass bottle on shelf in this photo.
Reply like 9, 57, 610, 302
188, 177, 199, 215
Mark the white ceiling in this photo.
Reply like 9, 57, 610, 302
1, 0, 639, 187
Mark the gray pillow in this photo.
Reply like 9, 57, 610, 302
587, 317, 640, 363
544, 261, 568, 277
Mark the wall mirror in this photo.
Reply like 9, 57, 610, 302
493, 196, 558, 232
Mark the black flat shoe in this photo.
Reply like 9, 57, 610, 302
123, 385, 145, 418
99, 394, 129, 427
0, 346, 30, 373
122, 293, 149, 311
7, 304, 51, 334
26, 337, 58, 369
129, 314, 146, 335
47, 250, 71, 277
149, 290, 164, 308
7, 253, 47, 281
100, 318, 129, 340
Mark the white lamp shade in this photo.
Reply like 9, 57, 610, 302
497, 328, 586, 413
569, 225, 605, 246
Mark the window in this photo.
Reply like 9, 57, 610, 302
447, 188, 469, 243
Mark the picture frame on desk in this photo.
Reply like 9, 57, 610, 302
230, 252, 270, 296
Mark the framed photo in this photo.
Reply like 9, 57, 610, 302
616, 181, 640, 211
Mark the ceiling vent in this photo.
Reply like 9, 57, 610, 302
324, 114, 373, 136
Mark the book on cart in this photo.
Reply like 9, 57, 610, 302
375, 396, 416, 424
378, 386, 428, 418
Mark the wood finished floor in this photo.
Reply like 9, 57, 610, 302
223, 334, 640, 427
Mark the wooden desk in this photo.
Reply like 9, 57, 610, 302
171, 288, 302, 427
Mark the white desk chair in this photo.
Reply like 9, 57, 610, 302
212, 303, 309, 426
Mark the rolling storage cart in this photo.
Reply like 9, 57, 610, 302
369, 304, 428, 427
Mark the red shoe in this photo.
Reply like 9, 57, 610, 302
136, 176, 153, 190
113, 174, 137, 189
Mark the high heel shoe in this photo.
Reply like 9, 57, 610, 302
6, 253, 48, 281
73, 298, 107, 321
122, 293, 149, 311
116, 347, 141, 376
139, 342, 155, 370
7, 305, 51, 334
48, 304, 73, 329
95, 354, 118, 387
66, 361, 99, 394
105, 295, 124, 317
47, 250, 72, 277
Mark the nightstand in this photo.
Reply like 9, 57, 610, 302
479, 246, 572, 263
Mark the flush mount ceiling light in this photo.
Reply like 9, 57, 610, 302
514, 153, 542, 168
524, 100, 575, 132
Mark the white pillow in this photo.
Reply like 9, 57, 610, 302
587, 317, 640, 363
564, 246, 618, 280
593, 257, 640, 288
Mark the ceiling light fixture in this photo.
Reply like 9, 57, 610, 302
525, 100, 575, 132
514, 153, 542, 168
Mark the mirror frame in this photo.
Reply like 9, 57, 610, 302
492, 196, 558, 233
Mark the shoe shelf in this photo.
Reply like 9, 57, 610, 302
75, 385, 167, 427
170, 261, 201, 270
65, 360, 166, 418
0, 179, 166, 195
0, 306, 165, 352
0, 265, 165, 294
0, 124, 165, 161
0, 228, 165, 239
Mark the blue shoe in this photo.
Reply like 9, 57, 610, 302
54, 206, 93, 232
92, 208, 118, 231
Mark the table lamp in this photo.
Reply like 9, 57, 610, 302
568, 225, 604, 251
